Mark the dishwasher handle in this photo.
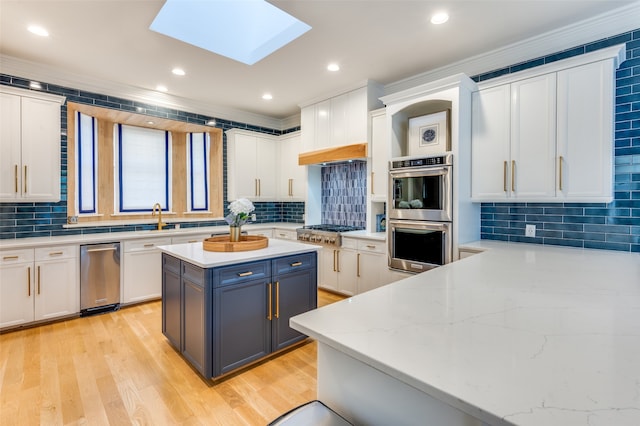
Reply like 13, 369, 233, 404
86, 247, 117, 253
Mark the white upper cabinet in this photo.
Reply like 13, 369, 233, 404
471, 45, 623, 202
0, 87, 65, 202
369, 108, 388, 202
556, 60, 614, 201
227, 129, 277, 201
227, 129, 304, 202
300, 83, 382, 152
278, 132, 306, 201
510, 73, 557, 199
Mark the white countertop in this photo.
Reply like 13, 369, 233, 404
157, 237, 321, 268
0, 222, 301, 250
341, 230, 386, 241
291, 241, 640, 426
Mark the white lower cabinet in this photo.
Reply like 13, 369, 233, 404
122, 237, 171, 304
246, 228, 274, 238
319, 237, 390, 296
0, 245, 78, 329
272, 228, 297, 240
171, 234, 213, 244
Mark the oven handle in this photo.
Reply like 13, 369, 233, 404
389, 220, 450, 232
389, 166, 450, 179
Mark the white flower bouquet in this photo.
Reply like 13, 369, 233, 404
225, 198, 255, 227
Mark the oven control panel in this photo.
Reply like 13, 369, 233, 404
391, 153, 452, 169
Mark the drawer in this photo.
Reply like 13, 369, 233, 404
182, 262, 205, 285
163, 254, 181, 274
0, 248, 34, 265
273, 229, 296, 240
171, 234, 211, 244
356, 239, 385, 254
214, 260, 270, 288
125, 238, 172, 252
247, 229, 273, 238
273, 252, 316, 275
35, 245, 77, 261
340, 238, 357, 249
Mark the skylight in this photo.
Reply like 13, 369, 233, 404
150, 0, 311, 66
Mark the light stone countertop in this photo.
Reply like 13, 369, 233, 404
157, 237, 321, 268
340, 230, 386, 241
290, 241, 640, 426
0, 222, 301, 250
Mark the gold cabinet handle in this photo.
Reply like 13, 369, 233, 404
275, 281, 280, 319
14, 164, 18, 193
37, 265, 41, 295
503, 161, 507, 192
288, 178, 293, 196
511, 160, 515, 192
143, 243, 154, 248
371, 172, 375, 194
48, 251, 64, 256
366, 244, 376, 249
336, 250, 340, 273
258, 179, 261, 196
237, 271, 253, 277
290, 261, 302, 267
357, 253, 361, 278
255, 179, 258, 196
267, 283, 272, 320
333, 250, 337, 272
27, 266, 31, 297
3, 255, 19, 261
24, 165, 27, 194
558, 156, 564, 191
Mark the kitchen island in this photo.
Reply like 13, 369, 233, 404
158, 238, 320, 379
290, 241, 640, 426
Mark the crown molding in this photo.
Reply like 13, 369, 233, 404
384, 2, 640, 96
0, 54, 290, 131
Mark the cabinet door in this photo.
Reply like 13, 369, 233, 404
0, 92, 22, 200
471, 86, 511, 200
35, 256, 78, 320
0, 262, 33, 328
228, 132, 258, 200
357, 251, 385, 294
315, 100, 331, 149
318, 247, 338, 292
183, 276, 207, 376
300, 105, 316, 151
278, 133, 306, 201
162, 259, 181, 350
347, 87, 368, 143
330, 93, 348, 147
255, 136, 277, 199
123, 239, 170, 304
338, 249, 357, 296
214, 279, 270, 376
370, 110, 388, 201
557, 60, 614, 201
21, 96, 61, 201
272, 268, 317, 351
510, 74, 557, 199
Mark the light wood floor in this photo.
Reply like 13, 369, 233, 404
0, 290, 345, 426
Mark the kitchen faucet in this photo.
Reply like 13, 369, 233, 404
152, 203, 167, 231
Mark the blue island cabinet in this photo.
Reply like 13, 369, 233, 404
161, 251, 317, 379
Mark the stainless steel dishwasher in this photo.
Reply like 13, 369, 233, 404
80, 242, 121, 316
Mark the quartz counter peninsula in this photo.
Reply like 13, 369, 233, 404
157, 238, 321, 379
290, 241, 640, 426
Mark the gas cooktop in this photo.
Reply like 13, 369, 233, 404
301, 224, 363, 233
296, 224, 364, 246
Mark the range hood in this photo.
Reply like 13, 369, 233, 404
298, 142, 368, 165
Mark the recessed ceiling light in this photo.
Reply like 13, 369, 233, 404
262, 93, 273, 100
172, 67, 186, 76
29, 81, 42, 89
327, 63, 340, 72
156, 85, 168, 92
430, 12, 449, 25
206, 120, 217, 126
27, 25, 49, 37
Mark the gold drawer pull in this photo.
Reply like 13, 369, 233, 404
275, 281, 280, 319
37, 265, 41, 295
503, 161, 507, 192
24, 165, 27, 193
49, 251, 64, 256
366, 244, 376, 249
3, 255, 19, 261
143, 244, 154, 248
511, 160, 515, 192
357, 253, 361, 277
558, 156, 564, 191
237, 271, 253, 277
290, 261, 302, 267
267, 283, 272, 320
27, 267, 31, 297
14, 164, 18, 193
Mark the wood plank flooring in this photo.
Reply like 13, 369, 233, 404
0, 290, 345, 425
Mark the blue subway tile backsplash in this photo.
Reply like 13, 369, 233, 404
477, 28, 640, 253
0, 78, 303, 239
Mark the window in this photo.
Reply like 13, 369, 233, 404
76, 112, 97, 214
187, 132, 210, 211
115, 124, 171, 212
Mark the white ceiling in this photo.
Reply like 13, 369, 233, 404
1, 0, 639, 127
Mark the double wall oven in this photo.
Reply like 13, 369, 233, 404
388, 154, 453, 273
